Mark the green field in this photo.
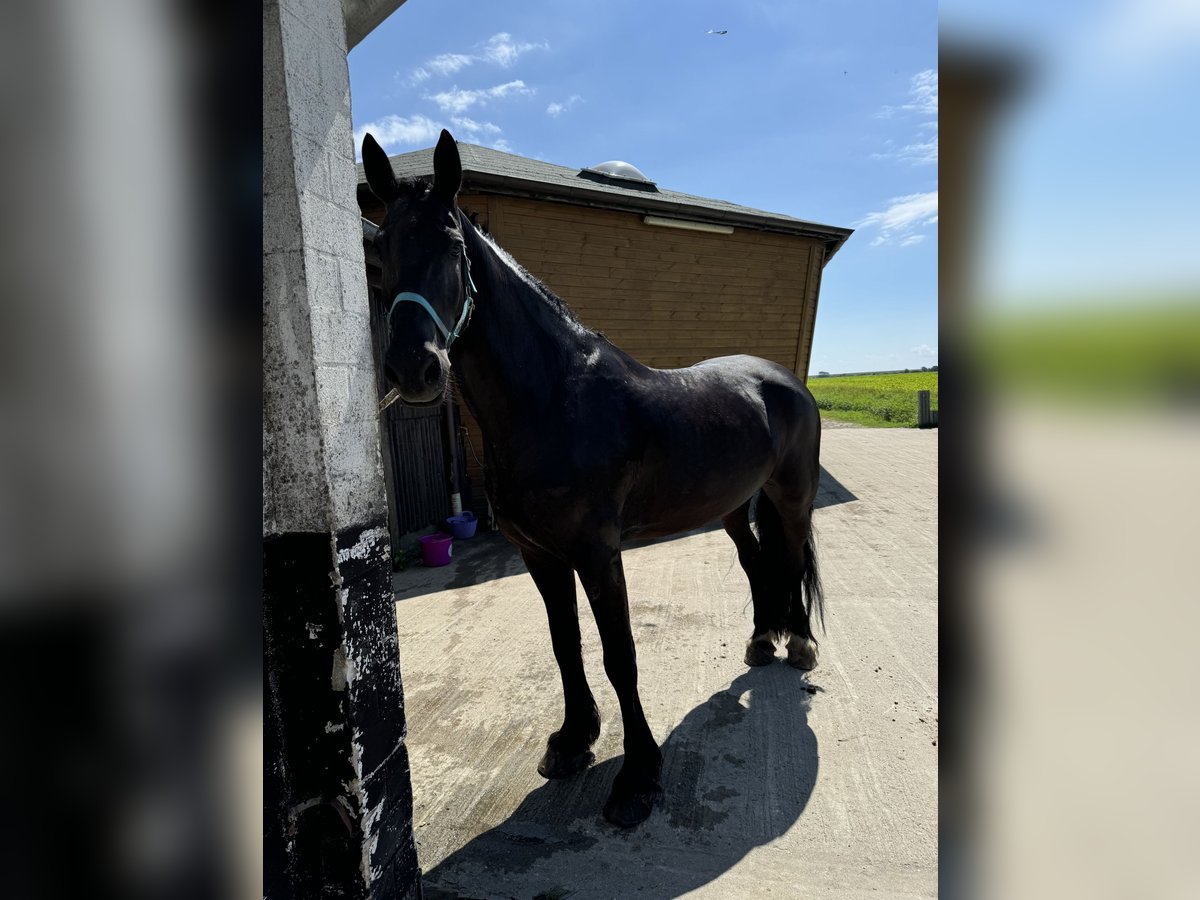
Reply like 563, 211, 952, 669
975, 303, 1200, 403
807, 371, 938, 428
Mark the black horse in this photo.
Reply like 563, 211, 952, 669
362, 130, 825, 828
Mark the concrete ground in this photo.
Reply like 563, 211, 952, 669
392, 426, 937, 899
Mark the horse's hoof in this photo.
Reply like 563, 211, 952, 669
537, 747, 595, 780
603, 788, 659, 828
745, 638, 777, 667
786, 637, 818, 671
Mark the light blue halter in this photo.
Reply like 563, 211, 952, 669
386, 250, 477, 347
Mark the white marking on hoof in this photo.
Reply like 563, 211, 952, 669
786, 635, 818, 670
744, 635, 777, 666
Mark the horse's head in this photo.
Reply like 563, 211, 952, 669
362, 129, 470, 406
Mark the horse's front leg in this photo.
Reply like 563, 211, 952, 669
575, 541, 662, 827
521, 547, 601, 779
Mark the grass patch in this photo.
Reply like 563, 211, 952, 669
975, 303, 1200, 404
808, 371, 938, 428
816, 406, 911, 428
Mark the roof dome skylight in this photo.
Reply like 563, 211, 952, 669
590, 160, 650, 181
579, 160, 657, 189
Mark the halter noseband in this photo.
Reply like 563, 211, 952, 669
386, 248, 477, 348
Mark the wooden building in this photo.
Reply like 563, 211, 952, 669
358, 143, 852, 539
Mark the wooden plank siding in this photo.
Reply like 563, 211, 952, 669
491, 197, 818, 372
361, 189, 824, 530
793, 242, 825, 381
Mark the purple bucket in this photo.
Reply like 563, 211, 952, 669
447, 511, 477, 539
419, 533, 453, 567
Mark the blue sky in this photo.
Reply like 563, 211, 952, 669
348, 0, 938, 374
942, 0, 1200, 308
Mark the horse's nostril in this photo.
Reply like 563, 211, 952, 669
420, 356, 441, 387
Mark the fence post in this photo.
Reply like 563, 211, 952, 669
917, 390, 932, 428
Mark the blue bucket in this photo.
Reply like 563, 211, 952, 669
447, 511, 477, 539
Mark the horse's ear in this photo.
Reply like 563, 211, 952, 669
362, 133, 399, 203
432, 129, 462, 203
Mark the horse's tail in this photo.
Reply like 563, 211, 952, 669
802, 525, 826, 641
755, 492, 825, 643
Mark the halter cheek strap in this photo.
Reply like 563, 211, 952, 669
386, 251, 477, 347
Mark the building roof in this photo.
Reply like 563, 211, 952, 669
356, 142, 853, 263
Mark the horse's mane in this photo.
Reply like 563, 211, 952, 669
387, 177, 598, 340
459, 208, 593, 336
396, 176, 431, 197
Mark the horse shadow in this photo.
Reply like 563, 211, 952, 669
421, 665, 820, 900
815, 465, 857, 509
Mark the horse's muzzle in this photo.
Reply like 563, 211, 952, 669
384, 345, 447, 406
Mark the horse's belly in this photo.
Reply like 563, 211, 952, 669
624, 442, 775, 538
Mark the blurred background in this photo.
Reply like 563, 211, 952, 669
0, 1, 258, 899
942, 0, 1200, 897
0, 0, 1196, 897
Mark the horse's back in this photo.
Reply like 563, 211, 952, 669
685, 353, 808, 393
668, 354, 820, 444
617, 354, 819, 536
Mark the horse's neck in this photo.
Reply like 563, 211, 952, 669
452, 222, 590, 441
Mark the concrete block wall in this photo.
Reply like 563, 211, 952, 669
263, 0, 385, 536
263, 0, 418, 897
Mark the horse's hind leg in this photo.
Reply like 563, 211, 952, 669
780, 507, 820, 670
761, 488, 825, 671
723, 498, 784, 666
522, 547, 601, 779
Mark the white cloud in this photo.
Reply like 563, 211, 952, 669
879, 69, 938, 118
428, 80, 533, 114
427, 53, 474, 77
899, 234, 926, 246
450, 117, 502, 138
874, 134, 939, 166
491, 138, 514, 153
449, 118, 506, 147
353, 114, 444, 155
911, 343, 937, 357
900, 134, 938, 166
546, 94, 583, 117
485, 81, 532, 100
875, 69, 938, 166
403, 33, 548, 86
480, 33, 548, 68
428, 88, 479, 114
858, 191, 938, 246
906, 69, 938, 116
